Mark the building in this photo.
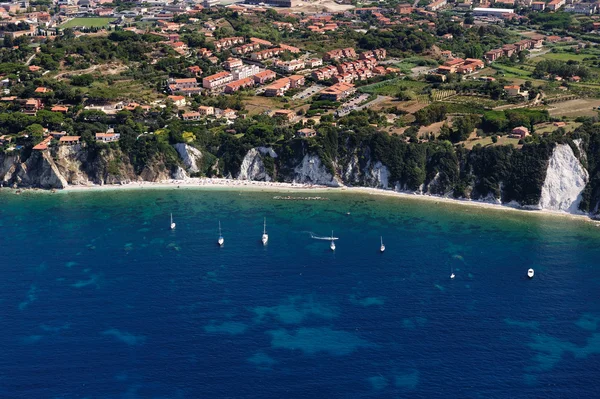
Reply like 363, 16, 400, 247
311, 66, 337, 81
96, 133, 120, 142
502, 44, 517, 58
504, 85, 523, 97
324, 48, 357, 61
484, 48, 504, 62
202, 71, 233, 90
168, 78, 201, 96
232, 65, 260, 80
531, 1, 545, 10
50, 105, 69, 113
264, 78, 291, 97
59, 136, 81, 145
33, 137, 52, 151
224, 77, 255, 93
564, 3, 596, 14
296, 128, 316, 138
245, 0, 297, 6
198, 106, 215, 116
510, 126, 530, 139
274, 59, 305, 73
473, 7, 515, 17
305, 58, 323, 68
223, 58, 243, 71
547, 0, 565, 11
396, 3, 413, 14
427, 0, 447, 11
320, 82, 356, 101
288, 75, 305, 88
213, 36, 244, 51
23, 99, 42, 115
182, 111, 201, 121
272, 109, 296, 122
253, 70, 277, 85
167, 95, 186, 107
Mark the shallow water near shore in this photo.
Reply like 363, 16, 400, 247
1, 188, 600, 398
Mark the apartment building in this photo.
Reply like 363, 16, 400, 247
202, 71, 233, 90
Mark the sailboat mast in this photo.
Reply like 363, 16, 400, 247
264, 218, 266, 234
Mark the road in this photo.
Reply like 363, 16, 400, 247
25, 53, 36, 66
527, 48, 551, 59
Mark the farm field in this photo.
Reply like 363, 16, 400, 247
547, 98, 600, 117
60, 17, 115, 28
463, 135, 521, 149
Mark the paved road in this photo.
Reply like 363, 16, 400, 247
25, 53, 36, 66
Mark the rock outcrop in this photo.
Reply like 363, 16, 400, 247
238, 147, 277, 181
173, 144, 203, 174
539, 143, 588, 213
293, 154, 341, 187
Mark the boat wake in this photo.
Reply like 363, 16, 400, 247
307, 232, 339, 241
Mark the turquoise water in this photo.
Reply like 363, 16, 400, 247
1, 188, 600, 398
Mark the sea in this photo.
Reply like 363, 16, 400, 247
1, 188, 600, 399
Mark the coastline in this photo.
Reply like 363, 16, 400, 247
4, 177, 599, 224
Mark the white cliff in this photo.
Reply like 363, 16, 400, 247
539, 143, 589, 213
173, 143, 203, 174
364, 161, 390, 189
238, 147, 277, 181
293, 154, 341, 187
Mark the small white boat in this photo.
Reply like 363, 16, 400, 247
450, 266, 455, 279
528, 268, 534, 279
380, 236, 385, 253
261, 217, 268, 245
170, 213, 176, 230
330, 230, 336, 251
218, 221, 224, 246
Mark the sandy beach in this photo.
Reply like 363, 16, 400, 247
5, 177, 599, 223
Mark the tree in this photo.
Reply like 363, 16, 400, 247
25, 123, 44, 142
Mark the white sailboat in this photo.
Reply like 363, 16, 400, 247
380, 236, 385, 253
262, 217, 268, 245
528, 268, 534, 279
330, 230, 336, 251
218, 221, 224, 246
450, 266, 455, 279
170, 213, 176, 230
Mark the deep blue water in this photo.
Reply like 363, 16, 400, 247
1, 188, 600, 398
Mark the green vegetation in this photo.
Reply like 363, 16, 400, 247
60, 18, 115, 28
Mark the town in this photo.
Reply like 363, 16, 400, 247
1, 0, 600, 178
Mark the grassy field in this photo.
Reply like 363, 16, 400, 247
547, 98, 600, 118
60, 17, 115, 28
534, 121, 581, 135
359, 78, 428, 96
538, 52, 589, 62
463, 136, 521, 149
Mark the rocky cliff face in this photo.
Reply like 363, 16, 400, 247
238, 147, 277, 181
539, 143, 588, 213
293, 154, 341, 187
0, 144, 173, 188
174, 143, 203, 174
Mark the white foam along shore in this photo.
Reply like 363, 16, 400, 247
5, 177, 600, 223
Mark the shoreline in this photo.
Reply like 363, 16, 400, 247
3, 178, 599, 224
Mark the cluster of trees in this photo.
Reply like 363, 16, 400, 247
528, 12, 573, 30
533, 59, 591, 80
358, 27, 436, 54
480, 109, 549, 133
414, 104, 448, 126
